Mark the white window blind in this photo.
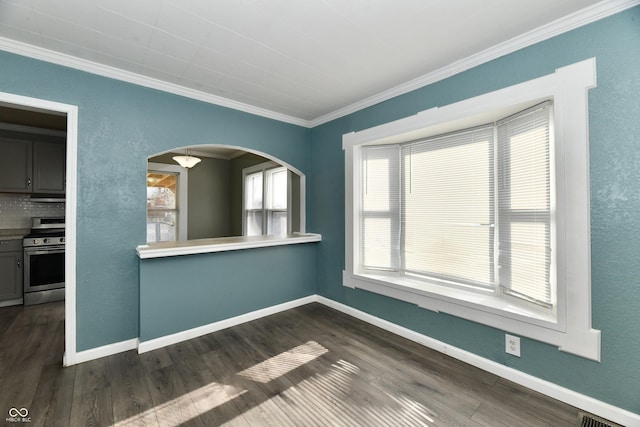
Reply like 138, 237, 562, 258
401, 126, 495, 289
497, 103, 553, 307
360, 145, 400, 270
359, 103, 553, 308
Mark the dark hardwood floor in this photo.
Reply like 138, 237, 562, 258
0, 301, 585, 426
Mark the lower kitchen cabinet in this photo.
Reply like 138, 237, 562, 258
0, 240, 23, 302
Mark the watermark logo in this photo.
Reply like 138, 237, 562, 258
6, 407, 31, 423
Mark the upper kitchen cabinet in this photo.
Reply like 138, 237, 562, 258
0, 129, 66, 195
0, 136, 32, 193
33, 140, 66, 193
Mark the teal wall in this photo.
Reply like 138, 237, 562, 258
139, 244, 316, 341
0, 49, 311, 352
309, 7, 640, 413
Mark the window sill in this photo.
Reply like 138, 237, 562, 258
136, 232, 322, 259
351, 272, 558, 328
344, 271, 601, 361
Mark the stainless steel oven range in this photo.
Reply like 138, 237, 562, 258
23, 217, 65, 305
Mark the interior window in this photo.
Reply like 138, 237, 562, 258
147, 171, 179, 242
243, 162, 289, 236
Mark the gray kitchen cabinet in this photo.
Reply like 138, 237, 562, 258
33, 140, 66, 193
0, 240, 23, 302
0, 136, 33, 193
0, 131, 65, 194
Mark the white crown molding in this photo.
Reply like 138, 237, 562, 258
0, 36, 309, 128
309, 0, 640, 127
0, 0, 637, 129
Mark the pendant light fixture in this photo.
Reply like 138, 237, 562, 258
173, 148, 201, 168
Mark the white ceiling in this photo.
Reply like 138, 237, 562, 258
0, 0, 633, 126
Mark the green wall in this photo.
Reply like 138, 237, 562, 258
309, 7, 640, 413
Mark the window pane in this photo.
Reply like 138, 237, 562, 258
147, 172, 178, 243
243, 165, 290, 236
362, 217, 394, 268
246, 210, 263, 236
147, 173, 177, 209
498, 104, 552, 306
267, 168, 287, 210
267, 210, 288, 235
506, 125, 549, 210
402, 128, 494, 287
245, 172, 263, 210
363, 154, 392, 211
147, 211, 176, 242
360, 146, 400, 270
506, 222, 551, 304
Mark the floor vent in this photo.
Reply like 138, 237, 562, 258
579, 412, 622, 427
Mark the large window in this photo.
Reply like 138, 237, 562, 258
360, 103, 552, 312
243, 162, 289, 236
343, 59, 600, 360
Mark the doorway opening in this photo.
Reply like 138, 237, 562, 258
0, 91, 78, 366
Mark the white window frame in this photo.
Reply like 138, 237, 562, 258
242, 161, 291, 236
147, 162, 188, 242
343, 58, 600, 361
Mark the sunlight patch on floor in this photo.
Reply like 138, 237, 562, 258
111, 382, 246, 427
237, 340, 328, 383
248, 358, 437, 426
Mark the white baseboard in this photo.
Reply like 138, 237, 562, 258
64, 294, 639, 426
315, 296, 640, 427
137, 295, 317, 354
70, 338, 139, 365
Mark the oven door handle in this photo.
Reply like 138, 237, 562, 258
23, 247, 65, 255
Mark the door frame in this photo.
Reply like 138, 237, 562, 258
0, 91, 78, 366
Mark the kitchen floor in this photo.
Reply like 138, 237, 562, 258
0, 302, 589, 426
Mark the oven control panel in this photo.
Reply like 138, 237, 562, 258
29, 237, 64, 246
24, 236, 65, 247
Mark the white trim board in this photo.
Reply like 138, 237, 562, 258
0, 91, 79, 368
69, 338, 139, 366
137, 295, 317, 354
136, 233, 321, 259
0, 0, 637, 128
66, 293, 638, 425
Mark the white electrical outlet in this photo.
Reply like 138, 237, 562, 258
505, 334, 521, 357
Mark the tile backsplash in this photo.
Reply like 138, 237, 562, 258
0, 193, 65, 229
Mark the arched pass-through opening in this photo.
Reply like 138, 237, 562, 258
147, 144, 306, 243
